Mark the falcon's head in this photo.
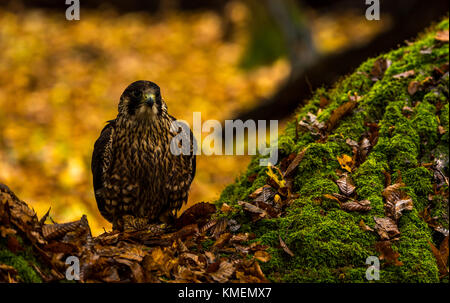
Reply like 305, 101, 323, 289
118, 80, 168, 119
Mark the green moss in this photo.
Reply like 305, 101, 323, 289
0, 236, 42, 283
218, 18, 448, 283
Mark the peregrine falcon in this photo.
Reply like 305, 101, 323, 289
91, 80, 196, 231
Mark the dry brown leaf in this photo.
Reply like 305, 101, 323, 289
100, 266, 121, 283
336, 174, 356, 196
359, 137, 371, 161
382, 182, 405, 203
359, 220, 374, 232
319, 96, 329, 108
428, 238, 449, 277
175, 202, 216, 229
211, 218, 228, 239
435, 29, 449, 42
370, 57, 391, 80
388, 198, 413, 221
210, 261, 235, 283
408, 80, 420, 95
249, 187, 264, 199
199, 219, 217, 234
383, 181, 413, 220
337, 154, 353, 173
440, 235, 449, 267
118, 245, 147, 262
283, 147, 308, 177
0, 226, 17, 238
341, 200, 372, 212
213, 232, 232, 249
42, 215, 88, 240
115, 258, 145, 283
204, 251, 216, 264
374, 217, 400, 240
252, 186, 276, 204
327, 100, 358, 132
254, 250, 271, 262
298, 112, 326, 137
393, 70, 415, 79
279, 235, 294, 257
220, 203, 232, 213
230, 233, 249, 243
375, 241, 403, 266
323, 194, 342, 204
238, 201, 268, 220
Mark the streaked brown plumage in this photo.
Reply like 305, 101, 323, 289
91, 81, 196, 230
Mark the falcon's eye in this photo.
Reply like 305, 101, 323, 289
132, 90, 142, 99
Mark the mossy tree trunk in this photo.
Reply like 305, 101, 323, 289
218, 19, 449, 283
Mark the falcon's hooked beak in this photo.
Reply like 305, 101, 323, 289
144, 93, 155, 107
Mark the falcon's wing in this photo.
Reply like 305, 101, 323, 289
167, 115, 196, 210
168, 115, 196, 183
91, 119, 115, 221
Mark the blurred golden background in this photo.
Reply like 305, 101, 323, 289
0, 1, 393, 235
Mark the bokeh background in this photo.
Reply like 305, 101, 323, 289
0, 0, 447, 235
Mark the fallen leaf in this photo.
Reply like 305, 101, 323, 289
213, 232, 232, 249
279, 235, 294, 257
319, 96, 329, 108
428, 238, 449, 277
382, 181, 413, 220
327, 100, 358, 132
266, 165, 287, 191
341, 200, 372, 212
420, 47, 433, 54
116, 258, 144, 283
435, 29, 449, 42
374, 217, 400, 240
211, 218, 228, 239
210, 261, 235, 283
42, 215, 88, 240
370, 57, 391, 80
382, 182, 405, 204
439, 236, 449, 267
252, 185, 276, 204
408, 80, 420, 95
393, 70, 415, 79
375, 241, 403, 266
387, 198, 413, 221
254, 250, 271, 262
283, 147, 308, 177
337, 154, 354, 173
238, 201, 268, 221
220, 203, 232, 213
175, 202, 216, 229
359, 220, 374, 232
323, 194, 342, 204
0, 226, 17, 238
298, 112, 326, 137
359, 137, 371, 160
336, 174, 356, 196
227, 219, 241, 233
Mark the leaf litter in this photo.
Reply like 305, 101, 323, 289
0, 183, 270, 283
